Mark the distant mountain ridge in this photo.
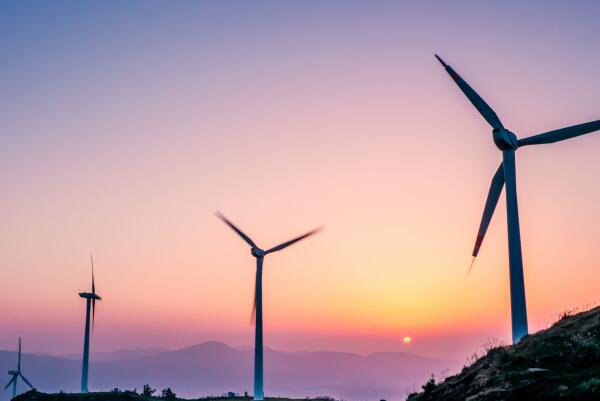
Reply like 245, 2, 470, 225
0, 341, 459, 401
60, 347, 168, 362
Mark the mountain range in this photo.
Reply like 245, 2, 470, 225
1, 342, 459, 401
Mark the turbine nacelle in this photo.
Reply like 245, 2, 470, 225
8, 371, 17, 375
493, 128, 518, 150
251, 247, 265, 258
79, 292, 101, 300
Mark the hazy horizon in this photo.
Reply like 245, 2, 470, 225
6, 339, 449, 359
0, 340, 460, 400
1, 0, 600, 368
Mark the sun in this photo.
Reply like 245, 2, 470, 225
403, 336, 412, 344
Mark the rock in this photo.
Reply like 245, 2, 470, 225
527, 367, 549, 373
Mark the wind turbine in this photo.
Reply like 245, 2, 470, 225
216, 212, 321, 401
79, 255, 101, 393
435, 54, 600, 343
5, 337, 34, 399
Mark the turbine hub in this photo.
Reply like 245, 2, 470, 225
493, 128, 518, 150
251, 247, 265, 258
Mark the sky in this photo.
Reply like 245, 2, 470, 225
1, 1, 599, 361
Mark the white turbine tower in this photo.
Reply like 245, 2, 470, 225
4, 337, 34, 399
217, 212, 321, 400
79, 255, 101, 393
436, 54, 600, 343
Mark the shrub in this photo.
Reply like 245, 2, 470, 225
421, 374, 436, 393
161, 388, 177, 400
142, 384, 156, 397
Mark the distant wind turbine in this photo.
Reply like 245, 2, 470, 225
216, 212, 321, 401
4, 337, 34, 399
79, 255, 101, 393
435, 54, 600, 343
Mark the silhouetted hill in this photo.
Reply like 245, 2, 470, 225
407, 306, 600, 401
0, 342, 457, 401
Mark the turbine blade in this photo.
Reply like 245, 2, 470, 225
435, 54, 504, 130
472, 163, 505, 258
92, 298, 96, 333
517, 120, 600, 147
19, 374, 33, 389
91, 254, 97, 332
265, 226, 323, 254
250, 280, 257, 325
215, 212, 257, 248
4, 376, 15, 390
18, 337, 21, 372
91, 254, 95, 294
467, 257, 476, 275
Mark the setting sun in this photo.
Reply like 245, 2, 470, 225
403, 336, 412, 344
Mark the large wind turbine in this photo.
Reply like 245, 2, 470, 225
5, 337, 34, 399
79, 255, 101, 393
216, 212, 321, 401
435, 54, 600, 343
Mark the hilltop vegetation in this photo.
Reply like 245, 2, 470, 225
407, 306, 600, 401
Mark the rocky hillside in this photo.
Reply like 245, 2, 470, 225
408, 306, 600, 401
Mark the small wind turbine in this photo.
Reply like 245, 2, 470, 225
435, 54, 600, 343
79, 255, 101, 393
4, 337, 34, 399
216, 212, 321, 401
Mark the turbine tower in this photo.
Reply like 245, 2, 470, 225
217, 212, 321, 400
79, 255, 101, 393
435, 54, 600, 343
4, 337, 34, 399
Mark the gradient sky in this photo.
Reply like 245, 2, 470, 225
1, 1, 599, 361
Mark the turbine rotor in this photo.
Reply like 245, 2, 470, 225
493, 128, 519, 150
